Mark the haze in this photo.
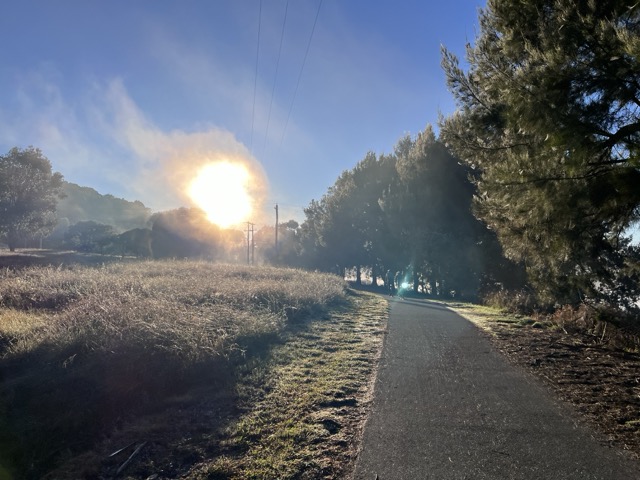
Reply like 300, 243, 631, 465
0, 0, 482, 224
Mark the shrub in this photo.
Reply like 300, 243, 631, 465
547, 304, 640, 351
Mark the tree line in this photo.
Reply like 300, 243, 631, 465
284, 127, 524, 301
0, 0, 638, 314
0, 147, 243, 260
280, 0, 640, 312
52, 207, 247, 261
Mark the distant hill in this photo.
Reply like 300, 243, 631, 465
56, 182, 151, 232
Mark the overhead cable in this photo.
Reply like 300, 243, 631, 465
279, 0, 323, 148
262, 0, 289, 154
250, 0, 263, 154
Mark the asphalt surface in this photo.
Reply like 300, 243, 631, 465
352, 296, 640, 480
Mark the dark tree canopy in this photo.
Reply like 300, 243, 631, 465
298, 151, 398, 282
380, 127, 503, 297
150, 208, 222, 259
0, 147, 64, 251
63, 221, 116, 253
117, 228, 153, 258
296, 127, 514, 299
440, 0, 640, 306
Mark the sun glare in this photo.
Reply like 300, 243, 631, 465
188, 162, 253, 228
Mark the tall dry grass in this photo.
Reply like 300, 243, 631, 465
0, 260, 347, 478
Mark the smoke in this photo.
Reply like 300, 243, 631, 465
0, 68, 95, 175
91, 79, 270, 222
0, 72, 270, 223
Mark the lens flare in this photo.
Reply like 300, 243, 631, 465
188, 161, 252, 228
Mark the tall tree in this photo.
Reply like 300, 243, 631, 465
441, 0, 640, 305
348, 152, 399, 283
0, 147, 64, 251
312, 169, 363, 276
381, 127, 490, 297
298, 199, 330, 270
298, 152, 398, 281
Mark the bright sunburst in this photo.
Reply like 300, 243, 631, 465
188, 161, 252, 228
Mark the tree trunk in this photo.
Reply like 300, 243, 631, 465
430, 279, 437, 296
7, 232, 18, 252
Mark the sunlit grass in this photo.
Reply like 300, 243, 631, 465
192, 292, 388, 479
441, 300, 534, 332
0, 260, 349, 478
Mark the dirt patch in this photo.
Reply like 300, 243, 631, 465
449, 305, 640, 460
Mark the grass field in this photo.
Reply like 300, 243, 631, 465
0, 259, 387, 479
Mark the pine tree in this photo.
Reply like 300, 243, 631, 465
441, 0, 640, 306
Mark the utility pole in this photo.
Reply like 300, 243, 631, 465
246, 222, 251, 265
246, 221, 255, 265
251, 222, 255, 265
275, 203, 279, 257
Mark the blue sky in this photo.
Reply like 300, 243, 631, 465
0, 1, 484, 225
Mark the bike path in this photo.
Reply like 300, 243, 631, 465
352, 297, 640, 479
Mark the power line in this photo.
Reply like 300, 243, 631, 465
250, 0, 263, 154
262, 0, 289, 154
280, 0, 323, 148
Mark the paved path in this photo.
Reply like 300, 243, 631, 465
353, 297, 640, 480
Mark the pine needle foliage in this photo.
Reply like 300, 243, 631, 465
441, 0, 640, 307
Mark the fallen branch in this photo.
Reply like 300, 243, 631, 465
116, 441, 147, 476
108, 441, 136, 458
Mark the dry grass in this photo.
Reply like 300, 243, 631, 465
0, 260, 349, 479
191, 292, 388, 479
76, 291, 388, 480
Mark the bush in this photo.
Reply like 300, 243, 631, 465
482, 288, 541, 314
547, 304, 640, 352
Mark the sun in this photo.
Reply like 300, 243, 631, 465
188, 161, 253, 228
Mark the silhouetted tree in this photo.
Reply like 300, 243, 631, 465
296, 127, 518, 298
441, 0, 640, 306
380, 127, 492, 297
64, 221, 116, 253
0, 147, 64, 251
298, 199, 329, 269
313, 169, 361, 275
150, 208, 221, 259
350, 152, 398, 284
299, 152, 398, 282
117, 228, 153, 257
